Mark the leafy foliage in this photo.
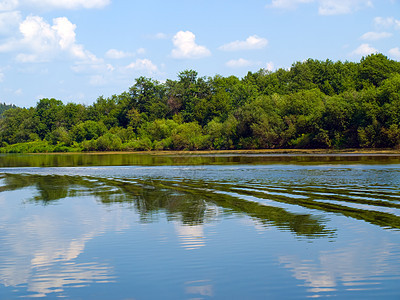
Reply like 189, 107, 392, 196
1, 54, 400, 153
0, 103, 16, 116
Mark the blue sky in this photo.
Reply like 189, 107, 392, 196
0, 0, 399, 107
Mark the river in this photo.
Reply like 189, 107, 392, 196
0, 153, 399, 299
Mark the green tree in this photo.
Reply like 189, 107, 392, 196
71, 120, 107, 142
0, 107, 38, 144
0, 103, 17, 116
129, 77, 167, 119
171, 122, 207, 150
358, 53, 400, 88
59, 102, 87, 130
205, 116, 237, 149
34, 98, 64, 139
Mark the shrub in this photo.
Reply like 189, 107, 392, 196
153, 138, 173, 150
0, 141, 53, 153
123, 137, 153, 151
171, 122, 208, 150
95, 133, 122, 151
71, 121, 107, 142
47, 127, 71, 145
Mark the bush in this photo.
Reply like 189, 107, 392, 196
71, 121, 107, 142
138, 119, 179, 141
109, 126, 135, 143
47, 127, 71, 145
0, 141, 54, 153
81, 139, 97, 151
171, 122, 208, 150
153, 138, 173, 150
95, 133, 122, 151
53, 143, 76, 152
123, 137, 153, 151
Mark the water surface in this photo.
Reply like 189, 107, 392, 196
0, 153, 399, 299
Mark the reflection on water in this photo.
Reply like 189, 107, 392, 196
0, 173, 334, 237
0, 190, 118, 298
0, 154, 400, 299
175, 223, 207, 250
2, 152, 400, 168
280, 237, 400, 296
185, 280, 214, 298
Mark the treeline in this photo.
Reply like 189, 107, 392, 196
1, 53, 400, 153
0, 103, 16, 117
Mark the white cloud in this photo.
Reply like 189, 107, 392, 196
0, 71, 4, 82
154, 32, 168, 39
388, 47, 400, 59
360, 31, 392, 41
89, 74, 107, 86
351, 43, 377, 56
226, 58, 274, 69
106, 48, 145, 59
374, 17, 400, 30
137, 47, 146, 55
106, 63, 114, 71
3, 87, 24, 97
146, 32, 168, 40
219, 35, 268, 51
0, 0, 18, 11
0, 15, 99, 63
16, 15, 60, 61
105, 49, 134, 59
266, 61, 275, 71
268, 0, 373, 15
15, 53, 37, 62
21, 0, 110, 10
0, 11, 21, 34
226, 58, 254, 68
0, 0, 110, 11
318, 0, 373, 15
268, 0, 313, 9
71, 60, 112, 74
77, 57, 156, 87
52, 17, 77, 50
171, 31, 211, 59
125, 58, 158, 73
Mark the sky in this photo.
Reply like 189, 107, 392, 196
0, 0, 399, 107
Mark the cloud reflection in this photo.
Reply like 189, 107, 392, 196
175, 222, 206, 250
185, 280, 214, 298
279, 238, 400, 297
25, 262, 114, 298
0, 190, 123, 298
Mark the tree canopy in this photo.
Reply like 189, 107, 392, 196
1, 53, 400, 153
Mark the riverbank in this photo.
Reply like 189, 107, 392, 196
23, 148, 400, 156
134, 148, 400, 155
36, 148, 400, 155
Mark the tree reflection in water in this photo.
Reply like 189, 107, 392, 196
0, 173, 333, 237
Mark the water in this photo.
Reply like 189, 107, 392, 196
0, 153, 399, 299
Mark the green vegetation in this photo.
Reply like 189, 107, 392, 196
0, 103, 16, 116
1, 53, 400, 153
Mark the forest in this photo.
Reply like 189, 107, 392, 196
0, 103, 16, 116
1, 53, 400, 153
